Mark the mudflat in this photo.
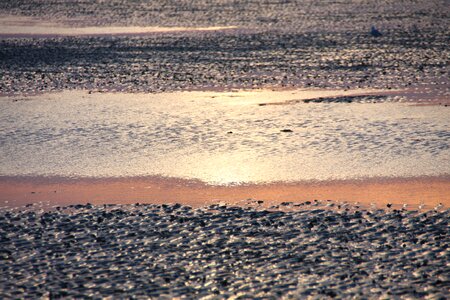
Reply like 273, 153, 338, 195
0, 0, 449, 298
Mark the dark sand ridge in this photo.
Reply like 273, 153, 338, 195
257, 85, 450, 107
1, 176, 448, 210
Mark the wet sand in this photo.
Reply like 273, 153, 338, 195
1, 176, 448, 210
1, 203, 448, 298
1, 1, 449, 298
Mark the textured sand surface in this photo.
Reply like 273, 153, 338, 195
0, 1, 449, 298
0, 204, 448, 298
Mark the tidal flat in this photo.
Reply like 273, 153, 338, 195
0, 0, 449, 298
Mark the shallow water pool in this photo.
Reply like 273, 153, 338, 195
0, 89, 449, 184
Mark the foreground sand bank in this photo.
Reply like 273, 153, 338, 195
1, 203, 448, 298
1, 176, 448, 210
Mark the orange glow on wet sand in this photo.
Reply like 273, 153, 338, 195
1, 176, 448, 210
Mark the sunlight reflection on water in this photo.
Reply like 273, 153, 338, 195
0, 15, 238, 36
0, 89, 449, 185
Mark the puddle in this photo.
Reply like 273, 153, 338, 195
0, 15, 238, 37
0, 89, 449, 185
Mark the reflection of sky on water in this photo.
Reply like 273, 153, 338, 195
0, 15, 238, 36
0, 89, 449, 185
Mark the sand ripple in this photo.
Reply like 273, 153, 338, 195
0, 204, 448, 298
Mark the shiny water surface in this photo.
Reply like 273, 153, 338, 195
0, 89, 449, 185
0, 15, 238, 36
